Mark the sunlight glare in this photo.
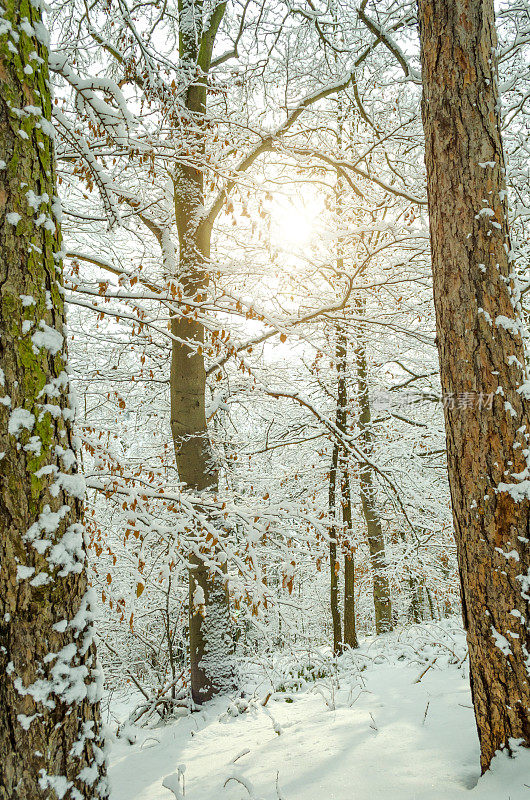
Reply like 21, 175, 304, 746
268, 194, 323, 251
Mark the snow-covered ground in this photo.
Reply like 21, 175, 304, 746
106, 621, 530, 800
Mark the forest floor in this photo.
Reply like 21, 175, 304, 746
106, 620, 530, 800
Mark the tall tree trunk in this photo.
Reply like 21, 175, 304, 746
0, 4, 108, 797
333, 325, 359, 647
330, 129, 351, 652
328, 440, 343, 654
418, 0, 530, 770
172, 0, 234, 704
354, 299, 393, 633
342, 470, 359, 648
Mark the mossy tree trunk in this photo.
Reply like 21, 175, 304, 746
0, 1, 108, 796
419, 0, 530, 770
172, 0, 234, 704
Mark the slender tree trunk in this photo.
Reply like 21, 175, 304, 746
342, 470, 358, 648
344, 555, 357, 647
333, 325, 359, 647
426, 587, 436, 621
0, 4, 108, 796
171, 0, 234, 705
354, 299, 393, 633
409, 577, 424, 624
418, 0, 530, 770
330, 128, 353, 652
328, 440, 343, 654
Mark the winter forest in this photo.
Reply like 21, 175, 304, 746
2, 0, 530, 797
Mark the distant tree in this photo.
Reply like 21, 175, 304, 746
418, 0, 530, 771
353, 297, 393, 634
0, 0, 108, 796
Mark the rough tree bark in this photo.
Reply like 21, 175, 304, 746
172, 0, 234, 704
354, 298, 393, 634
418, 0, 530, 770
0, 0, 108, 796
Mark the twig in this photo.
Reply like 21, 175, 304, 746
413, 657, 438, 683
223, 775, 254, 796
231, 749, 250, 764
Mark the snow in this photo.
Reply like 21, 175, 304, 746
25, 190, 49, 210
478, 308, 493, 325
48, 522, 85, 575
38, 771, 73, 800
30, 572, 50, 587
106, 622, 530, 800
8, 407, 35, 435
31, 321, 63, 356
34, 212, 56, 232
18, 17, 35, 37
39, 370, 69, 400
24, 435, 42, 455
496, 548, 520, 562
17, 713, 38, 730
497, 480, 530, 502
78, 763, 100, 786
161, 773, 183, 799
491, 626, 512, 656
56, 446, 77, 469
50, 471, 86, 500
16, 564, 35, 581
32, 19, 49, 48
192, 585, 205, 608
495, 315, 520, 335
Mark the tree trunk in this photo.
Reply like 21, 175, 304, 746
328, 440, 343, 654
409, 576, 425, 624
342, 470, 358, 648
418, 0, 530, 770
329, 141, 350, 652
172, 0, 234, 704
354, 299, 393, 634
333, 325, 359, 647
0, 4, 108, 797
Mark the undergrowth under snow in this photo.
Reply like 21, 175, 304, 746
105, 619, 530, 800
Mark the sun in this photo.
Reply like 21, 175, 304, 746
268, 194, 323, 251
